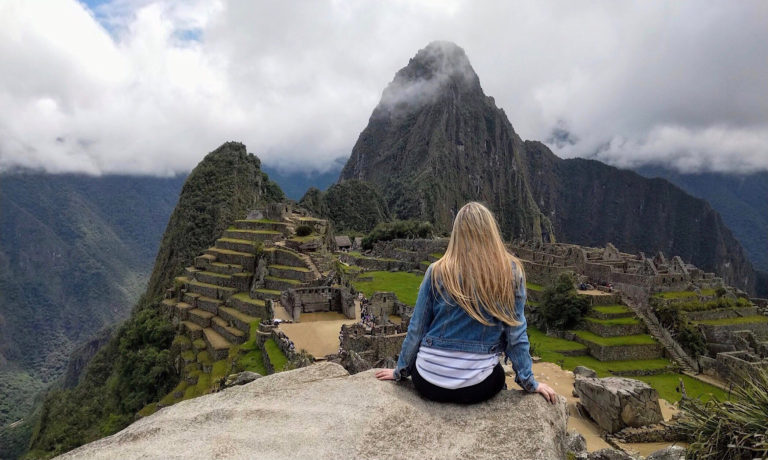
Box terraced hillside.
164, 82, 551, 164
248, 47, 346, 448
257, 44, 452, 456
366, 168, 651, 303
147, 216, 325, 413
527, 290, 727, 402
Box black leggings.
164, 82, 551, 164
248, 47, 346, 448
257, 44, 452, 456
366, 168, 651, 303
411, 362, 506, 404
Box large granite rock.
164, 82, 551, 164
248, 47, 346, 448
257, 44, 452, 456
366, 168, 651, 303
56, 362, 568, 460
574, 377, 662, 433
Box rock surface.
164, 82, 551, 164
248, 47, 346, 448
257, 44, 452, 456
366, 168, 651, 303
56, 362, 568, 460
573, 366, 597, 379
574, 377, 663, 434
645, 445, 686, 460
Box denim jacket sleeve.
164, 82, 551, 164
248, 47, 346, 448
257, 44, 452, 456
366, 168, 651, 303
393, 265, 434, 381
504, 274, 539, 392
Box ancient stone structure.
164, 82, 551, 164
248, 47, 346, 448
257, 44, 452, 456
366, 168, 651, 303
574, 376, 663, 433
159, 204, 332, 403
57, 363, 568, 460
510, 240, 723, 299
280, 286, 355, 322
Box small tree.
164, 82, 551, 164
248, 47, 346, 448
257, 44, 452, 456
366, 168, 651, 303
540, 273, 590, 331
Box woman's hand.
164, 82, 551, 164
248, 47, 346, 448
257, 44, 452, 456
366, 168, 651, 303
535, 382, 557, 404
375, 369, 395, 380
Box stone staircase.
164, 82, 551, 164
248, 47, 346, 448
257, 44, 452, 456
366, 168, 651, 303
623, 296, 699, 373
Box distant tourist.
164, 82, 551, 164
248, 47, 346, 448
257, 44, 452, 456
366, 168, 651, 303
375, 202, 557, 405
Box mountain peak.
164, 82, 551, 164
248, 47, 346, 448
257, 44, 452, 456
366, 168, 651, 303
377, 41, 482, 115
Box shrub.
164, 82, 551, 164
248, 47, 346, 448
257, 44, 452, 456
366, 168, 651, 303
654, 302, 707, 358
678, 367, 768, 459
295, 225, 312, 237
539, 273, 590, 331
361, 220, 433, 250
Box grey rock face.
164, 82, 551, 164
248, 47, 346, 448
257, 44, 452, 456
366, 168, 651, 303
573, 366, 598, 378
646, 445, 686, 460
587, 448, 632, 460
223, 371, 262, 388
565, 430, 587, 456
56, 362, 568, 460
574, 377, 663, 433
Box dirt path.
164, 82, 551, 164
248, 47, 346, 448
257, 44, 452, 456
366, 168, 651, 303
276, 301, 362, 357
515, 362, 683, 454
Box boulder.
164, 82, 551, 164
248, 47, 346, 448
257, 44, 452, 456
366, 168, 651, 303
565, 430, 587, 457
573, 366, 597, 378
646, 446, 686, 460
587, 448, 632, 460
222, 371, 262, 388
56, 363, 568, 460
574, 377, 662, 433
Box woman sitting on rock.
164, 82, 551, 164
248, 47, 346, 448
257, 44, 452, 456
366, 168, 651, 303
375, 202, 557, 405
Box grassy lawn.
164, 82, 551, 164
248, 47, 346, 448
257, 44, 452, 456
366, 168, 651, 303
430, 252, 444, 259
265, 339, 287, 372
527, 327, 726, 402
528, 327, 587, 352
592, 305, 632, 315
636, 373, 728, 403
584, 316, 642, 326
228, 321, 267, 375
654, 291, 698, 300
352, 270, 424, 306
572, 330, 657, 346
526, 282, 544, 291
695, 315, 768, 326
270, 264, 310, 272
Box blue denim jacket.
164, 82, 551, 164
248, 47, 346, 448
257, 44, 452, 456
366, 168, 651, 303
393, 264, 539, 392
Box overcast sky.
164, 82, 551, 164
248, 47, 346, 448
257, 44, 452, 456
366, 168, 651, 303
1, 0, 767, 176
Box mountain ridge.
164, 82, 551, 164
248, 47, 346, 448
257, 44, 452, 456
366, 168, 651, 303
338, 41, 757, 294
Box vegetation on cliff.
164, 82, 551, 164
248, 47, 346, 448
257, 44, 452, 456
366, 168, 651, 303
27, 142, 284, 458
361, 220, 434, 250
299, 180, 390, 233
0, 173, 185, 460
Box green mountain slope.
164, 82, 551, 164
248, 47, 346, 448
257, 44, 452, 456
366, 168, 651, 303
0, 173, 184, 459
634, 166, 768, 273
26, 142, 284, 458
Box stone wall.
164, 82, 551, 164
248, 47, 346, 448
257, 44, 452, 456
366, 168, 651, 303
686, 307, 758, 322
280, 286, 355, 322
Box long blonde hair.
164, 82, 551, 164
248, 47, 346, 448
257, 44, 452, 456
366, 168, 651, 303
431, 202, 525, 326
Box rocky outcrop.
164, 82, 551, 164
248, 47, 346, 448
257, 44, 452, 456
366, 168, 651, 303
338, 41, 554, 243
574, 377, 663, 434
56, 362, 568, 460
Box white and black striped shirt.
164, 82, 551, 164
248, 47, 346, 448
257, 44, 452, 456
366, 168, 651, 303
415, 345, 499, 389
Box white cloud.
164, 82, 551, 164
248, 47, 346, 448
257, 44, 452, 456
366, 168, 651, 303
0, 0, 766, 175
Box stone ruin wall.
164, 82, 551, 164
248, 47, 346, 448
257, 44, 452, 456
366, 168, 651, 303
280, 286, 355, 322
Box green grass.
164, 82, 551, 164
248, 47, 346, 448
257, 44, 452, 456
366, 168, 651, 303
181, 350, 196, 362
159, 381, 187, 406
654, 290, 698, 299
528, 327, 587, 352
231, 292, 266, 305
229, 321, 267, 375
695, 315, 768, 326
636, 373, 728, 403
700, 288, 716, 296
194, 373, 211, 395
290, 234, 318, 243
270, 264, 310, 272
352, 270, 424, 306
266, 276, 302, 285
137, 402, 158, 417
211, 360, 229, 382
265, 339, 288, 372
192, 339, 206, 350
197, 351, 213, 366
172, 335, 192, 349
571, 330, 657, 346
236, 218, 281, 224
527, 327, 726, 402
584, 316, 641, 326
526, 282, 544, 291
592, 305, 632, 315
429, 252, 444, 259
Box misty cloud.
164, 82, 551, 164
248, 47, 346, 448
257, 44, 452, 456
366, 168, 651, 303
0, 0, 766, 175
